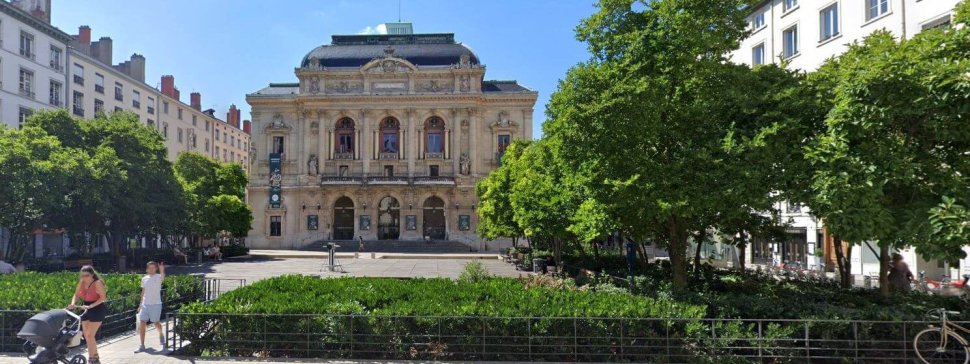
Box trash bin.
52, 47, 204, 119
533, 258, 547, 274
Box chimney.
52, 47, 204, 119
190, 92, 201, 110
161, 75, 176, 99
78, 25, 91, 47
226, 104, 241, 127
91, 37, 113, 65
243, 120, 251, 134
128, 54, 145, 83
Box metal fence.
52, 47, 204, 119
166, 313, 953, 363
0, 277, 244, 353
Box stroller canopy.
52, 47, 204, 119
17, 309, 72, 348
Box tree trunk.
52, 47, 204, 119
833, 237, 852, 288
693, 233, 704, 270
879, 243, 890, 297
737, 232, 747, 271
667, 217, 688, 289
512, 236, 518, 249
553, 238, 562, 273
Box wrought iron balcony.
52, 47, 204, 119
367, 176, 409, 185
19, 88, 34, 99
412, 176, 456, 185
379, 152, 399, 160
94, 84, 103, 93
74, 75, 84, 85
424, 152, 445, 159
72, 106, 84, 117
333, 152, 354, 160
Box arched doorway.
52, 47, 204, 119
423, 196, 446, 240
333, 197, 355, 240
377, 196, 400, 240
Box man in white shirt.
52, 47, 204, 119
0, 253, 16, 274
136, 261, 165, 351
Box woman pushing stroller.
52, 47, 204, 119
68, 266, 107, 364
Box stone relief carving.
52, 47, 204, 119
459, 75, 471, 92
461, 119, 469, 128
305, 56, 321, 70
309, 120, 320, 135
459, 53, 471, 68
326, 81, 363, 94
307, 154, 319, 176
493, 111, 517, 128
417, 80, 452, 93
249, 140, 257, 166
308, 76, 320, 94
267, 113, 290, 130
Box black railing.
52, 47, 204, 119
94, 84, 103, 93
74, 75, 84, 85
166, 313, 945, 362
318, 176, 455, 186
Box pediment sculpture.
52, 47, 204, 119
493, 111, 517, 128
266, 113, 291, 131
326, 81, 363, 94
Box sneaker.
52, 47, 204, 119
159, 335, 166, 349
135, 344, 145, 353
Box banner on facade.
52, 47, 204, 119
269, 153, 282, 208
307, 215, 319, 230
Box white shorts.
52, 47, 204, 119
138, 303, 162, 323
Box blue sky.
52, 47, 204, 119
52, 0, 597, 137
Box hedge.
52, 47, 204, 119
175, 276, 710, 361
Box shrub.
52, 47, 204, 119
219, 244, 249, 258
457, 261, 490, 282
0, 271, 203, 310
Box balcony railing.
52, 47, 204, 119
74, 75, 84, 85
19, 88, 34, 99
49, 98, 61, 107
147, 106, 155, 114
367, 176, 409, 185
114, 93, 123, 102
412, 176, 456, 185
424, 152, 445, 159
333, 152, 354, 160
94, 84, 103, 93
317, 175, 455, 186
50, 63, 62, 73
320, 176, 364, 185
72, 106, 84, 117
379, 152, 399, 160
133, 101, 140, 109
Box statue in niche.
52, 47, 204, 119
459, 53, 471, 68
459, 153, 471, 175
307, 154, 319, 176
459, 75, 470, 92
306, 56, 320, 69
308, 76, 320, 94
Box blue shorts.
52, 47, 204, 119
138, 303, 162, 323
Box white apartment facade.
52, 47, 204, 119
0, 0, 69, 129
730, 0, 964, 278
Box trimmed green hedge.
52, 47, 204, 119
0, 271, 202, 310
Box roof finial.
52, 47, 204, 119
384, 46, 395, 57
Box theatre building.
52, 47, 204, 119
245, 24, 537, 249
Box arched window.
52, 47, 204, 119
335, 118, 355, 157
425, 117, 445, 155
380, 117, 399, 155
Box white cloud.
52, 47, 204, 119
357, 24, 388, 35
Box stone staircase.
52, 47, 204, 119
302, 240, 474, 253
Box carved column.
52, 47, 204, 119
451, 109, 461, 174
469, 108, 479, 176
406, 109, 416, 176
299, 110, 309, 175
316, 110, 326, 173
359, 109, 369, 174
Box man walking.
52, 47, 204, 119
136, 261, 165, 351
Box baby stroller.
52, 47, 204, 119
17, 309, 87, 364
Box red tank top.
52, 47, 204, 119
79, 281, 101, 302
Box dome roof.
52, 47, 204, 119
301, 33, 479, 68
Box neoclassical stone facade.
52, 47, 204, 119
246, 32, 537, 249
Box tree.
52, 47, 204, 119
175, 152, 252, 242
806, 16, 970, 293
476, 141, 528, 246
201, 195, 253, 239
544, 0, 810, 288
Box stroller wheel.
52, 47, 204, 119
22, 341, 36, 355
68, 354, 86, 364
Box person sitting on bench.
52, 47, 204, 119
205, 245, 223, 261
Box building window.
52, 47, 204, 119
787, 202, 802, 213
114, 82, 123, 102
429, 165, 439, 177
114, 106, 122, 113
922, 15, 952, 31
147, 119, 154, 128
146, 97, 155, 114
177, 128, 183, 143
752, 11, 766, 30
205, 139, 209, 152
162, 123, 169, 139
335, 118, 355, 155
223, 131, 227, 141
230, 151, 234, 162
72, 91, 84, 117
18, 107, 32, 128
215, 146, 220, 156
820, 4, 840, 41
223, 150, 227, 161
163, 101, 169, 114
425, 117, 445, 154
215, 130, 220, 140
498, 134, 511, 154
782, 25, 799, 59
383, 165, 394, 177
19, 31, 34, 59
178, 108, 183, 120
132, 90, 141, 108
205, 121, 209, 131
782, 0, 798, 13
270, 216, 282, 236
866, 0, 890, 21
49, 46, 62, 71
338, 165, 349, 176
752, 43, 765, 65
18, 68, 33, 98
380, 117, 400, 154
272, 136, 285, 154
94, 73, 104, 93
73, 63, 84, 85
230, 136, 235, 146
49, 80, 61, 106
192, 115, 197, 126
94, 99, 104, 116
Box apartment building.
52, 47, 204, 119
0, 0, 69, 128
730, 0, 964, 278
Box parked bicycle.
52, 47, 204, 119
914, 308, 970, 363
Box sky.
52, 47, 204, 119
52, 0, 598, 138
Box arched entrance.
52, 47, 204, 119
377, 196, 400, 240
423, 196, 446, 240
333, 197, 355, 240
